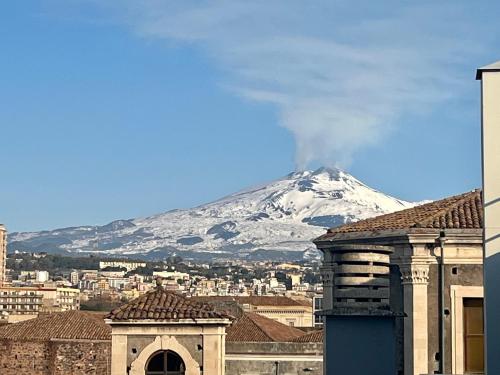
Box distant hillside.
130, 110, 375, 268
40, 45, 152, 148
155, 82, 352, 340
9, 167, 416, 261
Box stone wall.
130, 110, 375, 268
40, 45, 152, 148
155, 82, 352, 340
226, 342, 323, 375
390, 264, 405, 375
427, 263, 483, 374
0, 340, 50, 374
51, 340, 111, 374
426, 263, 440, 374
0, 339, 111, 375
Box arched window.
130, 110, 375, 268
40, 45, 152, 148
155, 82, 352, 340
146, 350, 186, 375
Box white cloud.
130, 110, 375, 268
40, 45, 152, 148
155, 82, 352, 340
82, 0, 484, 169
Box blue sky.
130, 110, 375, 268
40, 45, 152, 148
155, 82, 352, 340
1, 1, 498, 232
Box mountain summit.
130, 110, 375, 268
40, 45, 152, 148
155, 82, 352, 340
9, 168, 416, 261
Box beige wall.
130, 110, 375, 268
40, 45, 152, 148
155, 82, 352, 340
480, 65, 500, 375
481, 71, 500, 259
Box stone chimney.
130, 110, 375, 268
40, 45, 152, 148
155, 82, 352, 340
477, 61, 500, 375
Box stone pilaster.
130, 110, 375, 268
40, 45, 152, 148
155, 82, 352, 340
203, 327, 225, 375
320, 249, 335, 310
320, 263, 334, 310
400, 263, 430, 375
110, 334, 127, 375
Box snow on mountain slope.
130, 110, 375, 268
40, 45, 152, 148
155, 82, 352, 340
8, 167, 417, 260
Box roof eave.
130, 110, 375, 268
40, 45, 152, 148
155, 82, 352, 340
476, 61, 500, 80
314, 229, 415, 245
477, 69, 500, 80
314, 227, 483, 247
106, 318, 232, 326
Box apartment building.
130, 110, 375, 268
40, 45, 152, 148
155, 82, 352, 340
39, 287, 80, 312
0, 225, 6, 287
99, 260, 146, 272
0, 287, 43, 322
312, 294, 324, 328
194, 295, 314, 327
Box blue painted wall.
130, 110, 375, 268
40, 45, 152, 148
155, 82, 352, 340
324, 315, 397, 375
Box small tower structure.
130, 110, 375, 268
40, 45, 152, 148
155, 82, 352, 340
106, 285, 232, 375
317, 238, 400, 375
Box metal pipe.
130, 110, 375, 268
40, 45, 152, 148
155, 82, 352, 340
438, 232, 447, 374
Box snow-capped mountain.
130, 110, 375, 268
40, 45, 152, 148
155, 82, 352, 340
8, 167, 417, 261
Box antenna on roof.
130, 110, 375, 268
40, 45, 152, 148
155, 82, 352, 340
155, 277, 164, 291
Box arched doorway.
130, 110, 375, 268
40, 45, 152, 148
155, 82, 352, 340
146, 350, 186, 375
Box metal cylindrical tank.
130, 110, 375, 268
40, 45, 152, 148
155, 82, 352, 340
331, 244, 393, 310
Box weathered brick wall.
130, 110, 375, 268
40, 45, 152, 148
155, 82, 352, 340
51, 340, 111, 375
0, 340, 51, 374
0, 339, 111, 375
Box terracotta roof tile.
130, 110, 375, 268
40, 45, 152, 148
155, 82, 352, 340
292, 329, 323, 343
226, 312, 305, 342
192, 295, 308, 307
107, 289, 232, 321
316, 190, 482, 240
0, 311, 110, 341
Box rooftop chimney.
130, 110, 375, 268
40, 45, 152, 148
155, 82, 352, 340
477, 61, 500, 375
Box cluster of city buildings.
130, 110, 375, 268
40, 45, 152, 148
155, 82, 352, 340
150, 265, 321, 298
0, 60, 497, 375
0, 227, 81, 323
1, 246, 325, 326
0, 223, 327, 374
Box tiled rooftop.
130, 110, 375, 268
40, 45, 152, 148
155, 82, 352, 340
226, 312, 305, 342
316, 189, 482, 240
107, 289, 233, 321
192, 295, 310, 307
292, 329, 323, 343
0, 311, 110, 341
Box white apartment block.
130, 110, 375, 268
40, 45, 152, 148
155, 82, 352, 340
99, 261, 146, 272
0, 287, 43, 322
